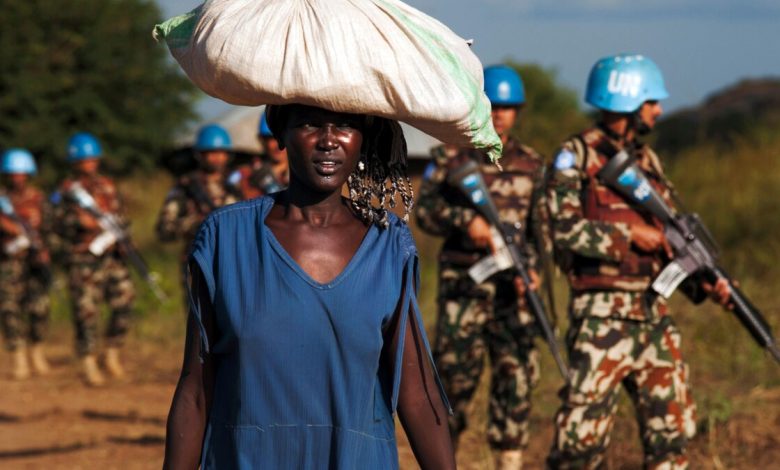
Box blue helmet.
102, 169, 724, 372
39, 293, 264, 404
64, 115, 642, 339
258, 113, 273, 137
195, 124, 232, 152
483, 65, 525, 106
67, 132, 103, 161
1, 148, 37, 175
585, 53, 669, 113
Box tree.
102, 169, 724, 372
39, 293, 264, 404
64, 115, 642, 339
0, 0, 199, 182
505, 61, 589, 157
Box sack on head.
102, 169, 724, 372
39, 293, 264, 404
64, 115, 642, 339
154, 0, 502, 162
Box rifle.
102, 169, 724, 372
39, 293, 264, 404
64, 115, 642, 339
0, 195, 52, 286
183, 177, 217, 213
66, 183, 168, 303
598, 150, 780, 364
448, 160, 569, 380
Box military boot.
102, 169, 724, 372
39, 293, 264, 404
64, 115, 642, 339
495, 450, 523, 470
29, 344, 50, 375
11, 346, 31, 380
82, 354, 105, 386
104, 347, 125, 379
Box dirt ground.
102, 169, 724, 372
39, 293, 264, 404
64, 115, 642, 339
1, 327, 779, 470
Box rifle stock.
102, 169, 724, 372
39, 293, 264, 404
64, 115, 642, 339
598, 151, 780, 365
448, 160, 569, 380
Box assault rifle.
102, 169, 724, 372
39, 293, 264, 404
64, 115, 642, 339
66, 183, 168, 303
184, 177, 217, 213
448, 160, 569, 379
0, 195, 52, 286
598, 150, 780, 364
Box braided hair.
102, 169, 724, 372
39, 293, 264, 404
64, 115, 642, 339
266, 105, 414, 228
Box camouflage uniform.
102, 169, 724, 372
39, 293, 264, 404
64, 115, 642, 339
415, 138, 547, 451
156, 170, 240, 296
0, 186, 51, 351
227, 158, 284, 201
53, 176, 136, 356
546, 126, 705, 469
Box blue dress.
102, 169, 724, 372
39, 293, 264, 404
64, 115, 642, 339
188, 195, 449, 469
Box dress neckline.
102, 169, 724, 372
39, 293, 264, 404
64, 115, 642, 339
260, 195, 376, 290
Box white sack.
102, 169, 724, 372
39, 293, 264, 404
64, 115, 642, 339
155, 0, 501, 161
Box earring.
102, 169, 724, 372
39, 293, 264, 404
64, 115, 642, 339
358, 161, 365, 171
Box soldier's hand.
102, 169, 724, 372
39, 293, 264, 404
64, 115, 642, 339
0, 215, 23, 236
514, 269, 540, 297
36, 250, 51, 266
467, 215, 494, 251
77, 208, 101, 230
702, 277, 734, 310
630, 224, 672, 257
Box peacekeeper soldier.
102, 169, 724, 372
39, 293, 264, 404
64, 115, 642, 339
156, 124, 241, 290
0, 149, 52, 379
53, 133, 137, 386
546, 54, 731, 469
227, 113, 285, 200
415, 65, 546, 470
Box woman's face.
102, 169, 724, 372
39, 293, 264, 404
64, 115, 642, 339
282, 106, 364, 194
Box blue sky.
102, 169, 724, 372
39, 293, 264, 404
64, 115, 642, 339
157, 0, 780, 120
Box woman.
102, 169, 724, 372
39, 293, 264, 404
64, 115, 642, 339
164, 104, 456, 469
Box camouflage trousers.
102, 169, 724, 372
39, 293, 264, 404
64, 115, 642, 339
433, 266, 539, 451
0, 258, 50, 351
67, 253, 135, 356
548, 292, 696, 470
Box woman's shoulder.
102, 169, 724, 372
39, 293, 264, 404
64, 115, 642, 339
379, 211, 417, 260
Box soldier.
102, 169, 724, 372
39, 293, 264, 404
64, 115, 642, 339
227, 113, 285, 200
0, 149, 52, 379
53, 132, 137, 386
415, 65, 546, 470
259, 111, 289, 187
156, 124, 240, 291
545, 54, 731, 469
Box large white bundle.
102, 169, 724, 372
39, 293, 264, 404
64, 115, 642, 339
155, 0, 501, 161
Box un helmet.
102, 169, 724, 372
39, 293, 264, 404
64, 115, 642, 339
1, 148, 37, 175
483, 65, 525, 106
195, 124, 232, 152
67, 132, 103, 161
585, 53, 669, 113
258, 113, 273, 138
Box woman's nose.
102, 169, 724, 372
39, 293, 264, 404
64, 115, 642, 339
317, 125, 339, 150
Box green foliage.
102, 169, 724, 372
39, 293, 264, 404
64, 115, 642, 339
0, 0, 199, 183
505, 61, 590, 156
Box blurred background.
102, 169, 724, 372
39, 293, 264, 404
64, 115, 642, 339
0, 1, 778, 468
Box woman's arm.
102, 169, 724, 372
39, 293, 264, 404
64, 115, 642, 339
390, 278, 456, 470
163, 266, 216, 469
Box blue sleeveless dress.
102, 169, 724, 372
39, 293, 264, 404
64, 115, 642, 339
188, 195, 449, 469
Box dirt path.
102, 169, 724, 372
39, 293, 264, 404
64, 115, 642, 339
2, 331, 779, 469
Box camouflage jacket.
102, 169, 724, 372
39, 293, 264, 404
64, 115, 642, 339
155, 170, 240, 253
415, 137, 547, 270
547, 125, 678, 293
227, 159, 284, 201
52, 174, 129, 257
0, 185, 51, 263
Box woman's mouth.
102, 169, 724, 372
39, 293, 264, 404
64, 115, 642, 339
313, 159, 342, 176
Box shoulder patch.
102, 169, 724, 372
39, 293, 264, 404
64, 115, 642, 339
227, 170, 242, 186
422, 161, 436, 181
554, 149, 577, 170
49, 191, 63, 205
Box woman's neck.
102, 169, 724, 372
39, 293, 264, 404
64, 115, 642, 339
280, 182, 348, 227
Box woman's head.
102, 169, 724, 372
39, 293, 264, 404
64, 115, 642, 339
267, 104, 413, 227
